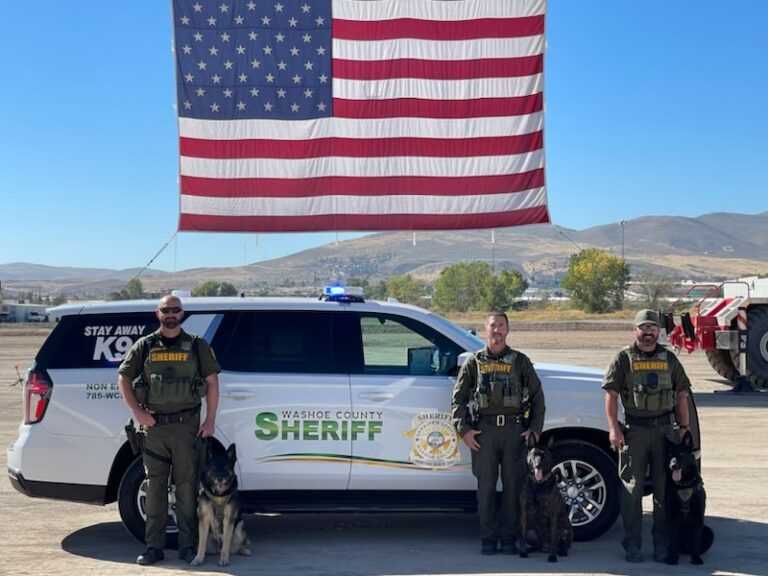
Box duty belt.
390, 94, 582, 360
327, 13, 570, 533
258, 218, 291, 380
154, 406, 200, 425
478, 414, 521, 427
624, 412, 673, 428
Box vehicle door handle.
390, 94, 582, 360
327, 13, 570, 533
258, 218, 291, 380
222, 390, 255, 399
357, 392, 394, 402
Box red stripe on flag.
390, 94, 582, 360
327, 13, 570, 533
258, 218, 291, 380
179, 205, 550, 232
180, 132, 542, 159
332, 93, 542, 119
333, 16, 545, 41
333, 55, 543, 80
181, 169, 545, 198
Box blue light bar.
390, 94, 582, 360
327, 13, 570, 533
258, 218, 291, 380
322, 284, 364, 301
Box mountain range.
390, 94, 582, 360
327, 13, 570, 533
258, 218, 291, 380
2, 211, 766, 298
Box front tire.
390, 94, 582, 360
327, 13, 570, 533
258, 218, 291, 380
117, 457, 179, 549
550, 440, 620, 542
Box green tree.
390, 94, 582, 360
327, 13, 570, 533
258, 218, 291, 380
368, 280, 388, 300
433, 261, 493, 313
385, 274, 426, 305
124, 278, 145, 300
632, 270, 675, 309
483, 269, 529, 311
192, 281, 239, 296
562, 248, 630, 313
105, 278, 145, 301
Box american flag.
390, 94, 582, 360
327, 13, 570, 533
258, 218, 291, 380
173, 0, 549, 232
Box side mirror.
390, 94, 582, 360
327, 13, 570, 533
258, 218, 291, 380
457, 351, 473, 368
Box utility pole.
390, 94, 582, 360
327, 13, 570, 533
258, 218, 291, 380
620, 220, 626, 260
491, 229, 496, 272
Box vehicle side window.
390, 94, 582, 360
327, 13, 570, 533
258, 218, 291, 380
211, 310, 337, 373
357, 314, 462, 376
35, 313, 158, 369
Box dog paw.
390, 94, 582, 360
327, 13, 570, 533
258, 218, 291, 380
691, 556, 703, 565
239, 548, 252, 556
218, 557, 230, 567
548, 554, 558, 563
190, 556, 205, 567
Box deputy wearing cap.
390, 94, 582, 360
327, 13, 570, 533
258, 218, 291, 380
602, 309, 692, 564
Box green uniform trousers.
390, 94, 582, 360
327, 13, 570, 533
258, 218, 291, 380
142, 415, 199, 551
471, 418, 526, 541
619, 424, 673, 555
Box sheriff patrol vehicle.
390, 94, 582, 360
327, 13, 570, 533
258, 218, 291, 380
8, 289, 647, 546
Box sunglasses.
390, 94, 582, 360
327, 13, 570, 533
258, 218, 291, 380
159, 306, 182, 314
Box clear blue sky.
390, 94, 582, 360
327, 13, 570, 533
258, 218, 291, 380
1, 1, 766, 271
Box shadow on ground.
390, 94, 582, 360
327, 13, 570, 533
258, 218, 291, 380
61, 512, 768, 576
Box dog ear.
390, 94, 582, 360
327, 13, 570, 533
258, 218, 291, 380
526, 432, 538, 448
683, 430, 694, 447
692, 449, 702, 461
227, 443, 237, 463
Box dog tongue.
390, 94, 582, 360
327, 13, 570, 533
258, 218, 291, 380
535, 469, 543, 481
672, 469, 682, 482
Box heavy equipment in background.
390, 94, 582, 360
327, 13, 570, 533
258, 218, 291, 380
666, 276, 768, 391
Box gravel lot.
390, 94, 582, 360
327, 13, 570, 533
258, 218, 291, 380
1, 323, 766, 576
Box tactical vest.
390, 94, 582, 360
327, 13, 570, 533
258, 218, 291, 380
622, 346, 675, 413
132, 332, 208, 413
474, 348, 527, 412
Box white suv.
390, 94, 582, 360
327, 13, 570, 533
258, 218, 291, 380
8, 294, 629, 545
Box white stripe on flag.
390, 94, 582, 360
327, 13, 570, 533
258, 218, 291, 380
333, 36, 545, 61
333, 74, 543, 101
181, 187, 547, 217
179, 113, 544, 141
180, 150, 545, 179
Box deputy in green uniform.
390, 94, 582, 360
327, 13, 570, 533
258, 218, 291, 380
603, 309, 691, 564
452, 312, 545, 555
117, 294, 220, 566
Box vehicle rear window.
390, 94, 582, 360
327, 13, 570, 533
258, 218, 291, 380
211, 310, 338, 373
35, 313, 158, 369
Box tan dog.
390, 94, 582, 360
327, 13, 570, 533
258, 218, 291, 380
190, 443, 251, 566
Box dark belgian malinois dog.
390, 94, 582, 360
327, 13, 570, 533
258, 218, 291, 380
519, 434, 573, 562
190, 443, 251, 566
665, 431, 714, 565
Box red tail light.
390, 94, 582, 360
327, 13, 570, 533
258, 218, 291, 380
24, 370, 52, 424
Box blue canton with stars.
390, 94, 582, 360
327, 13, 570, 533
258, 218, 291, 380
174, 0, 332, 120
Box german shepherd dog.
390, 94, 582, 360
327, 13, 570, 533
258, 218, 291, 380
519, 434, 573, 562
190, 443, 251, 566
665, 431, 714, 565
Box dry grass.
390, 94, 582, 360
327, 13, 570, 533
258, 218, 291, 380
445, 306, 636, 326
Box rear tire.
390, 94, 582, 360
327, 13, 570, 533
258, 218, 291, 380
705, 349, 740, 383
550, 440, 620, 542
746, 306, 768, 389
117, 457, 179, 550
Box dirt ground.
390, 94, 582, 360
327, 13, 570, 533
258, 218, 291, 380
1, 323, 766, 576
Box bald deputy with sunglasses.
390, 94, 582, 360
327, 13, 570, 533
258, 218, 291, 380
117, 294, 220, 566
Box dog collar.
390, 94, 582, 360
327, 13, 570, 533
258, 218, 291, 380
677, 487, 694, 502
212, 494, 230, 506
